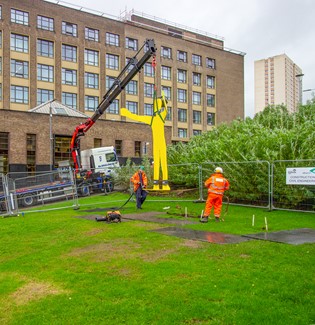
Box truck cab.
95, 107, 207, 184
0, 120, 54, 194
80, 146, 120, 175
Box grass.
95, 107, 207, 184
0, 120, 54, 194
1, 192, 314, 324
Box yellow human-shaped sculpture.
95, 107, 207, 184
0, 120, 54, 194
120, 91, 170, 191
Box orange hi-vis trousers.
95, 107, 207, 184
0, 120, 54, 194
204, 192, 224, 218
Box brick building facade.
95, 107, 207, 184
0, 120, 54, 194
0, 0, 245, 174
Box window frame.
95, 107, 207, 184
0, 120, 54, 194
11, 8, 29, 25
11, 59, 29, 78
85, 27, 99, 42
62, 21, 77, 37
37, 64, 54, 82
106, 32, 120, 46
37, 15, 54, 31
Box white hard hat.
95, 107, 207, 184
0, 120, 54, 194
215, 167, 223, 173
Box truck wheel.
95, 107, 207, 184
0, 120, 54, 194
78, 183, 90, 197
20, 194, 37, 207
105, 181, 114, 193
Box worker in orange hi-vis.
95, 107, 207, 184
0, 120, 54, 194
200, 167, 230, 223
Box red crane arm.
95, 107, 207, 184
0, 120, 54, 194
70, 39, 156, 172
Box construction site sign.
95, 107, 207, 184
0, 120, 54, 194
286, 167, 315, 185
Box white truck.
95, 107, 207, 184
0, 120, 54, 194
80, 146, 120, 176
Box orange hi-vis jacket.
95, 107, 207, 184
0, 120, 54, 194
131, 170, 148, 192
205, 173, 229, 195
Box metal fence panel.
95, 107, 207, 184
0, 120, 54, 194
272, 159, 315, 212
0, 174, 19, 216
201, 161, 271, 208
13, 169, 78, 211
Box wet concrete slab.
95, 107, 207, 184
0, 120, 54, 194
151, 227, 251, 244
243, 228, 315, 245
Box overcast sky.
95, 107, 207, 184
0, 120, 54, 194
54, 0, 315, 117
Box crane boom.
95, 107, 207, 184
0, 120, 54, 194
70, 39, 156, 172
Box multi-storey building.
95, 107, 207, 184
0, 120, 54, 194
0, 0, 245, 174
254, 53, 303, 114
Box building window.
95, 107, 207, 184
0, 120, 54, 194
162, 86, 171, 101
206, 57, 216, 69
193, 72, 201, 86
10, 85, 28, 104
37, 64, 54, 82
144, 83, 154, 98
62, 68, 77, 86
0, 84, 2, 101
62, 21, 77, 37
207, 112, 215, 126
177, 69, 187, 83
161, 66, 171, 80
62, 92, 77, 109
192, 54, 202, 66
54, 136, 71, 166
11, 34, 29, 53
207, 75, 215, 89
85, 72, 99, 89
126, 37, 138, 51
166, 107, 172, 121
126, 101, 138, 114
85, 95, 99, 111
144, 63, 154, 77
207, 94, 215, 107
177, 50, 187, 62
125, 58, 134, 73
94, 138, 102, 148
115, 140, 122, 156
106, 76, 116, 90
106, 32, 119, 46
84, 49, 99, 66
135, 141, 141, 157
106, 54, 119, 70
37, 89, 54, 105
11, 60, 29, 78
126, 80, 138, 95
37, 15, 54, 31
193, 110, 201, 124
0, 6, 2, 20
178, 128, 187, 138
37, 39, 54, 58
0, 31, 2, 48
0, 132, 9, 174
192, 91, 201, 105
62, 44, 77, 62
26, 134, 36, 174
144, 103, 153, 116
11, 9, 29, 25
178, 108, 187, 122
85, 27, 99, 42
108, 99, 119, 114
177, 89, 187, 103
161, 46, 172, 59
193, 130, 202, 136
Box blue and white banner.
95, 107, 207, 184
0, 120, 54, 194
286, 167, 315, 185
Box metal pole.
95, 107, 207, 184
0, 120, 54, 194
49, 103, 53, 171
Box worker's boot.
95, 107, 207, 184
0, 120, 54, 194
200, 216, 208, 223
215, 217, 220, 223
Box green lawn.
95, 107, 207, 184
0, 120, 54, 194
1, 193, 314, 324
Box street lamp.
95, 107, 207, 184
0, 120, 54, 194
295, 74, 304, 105
303, 88, 315, 104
